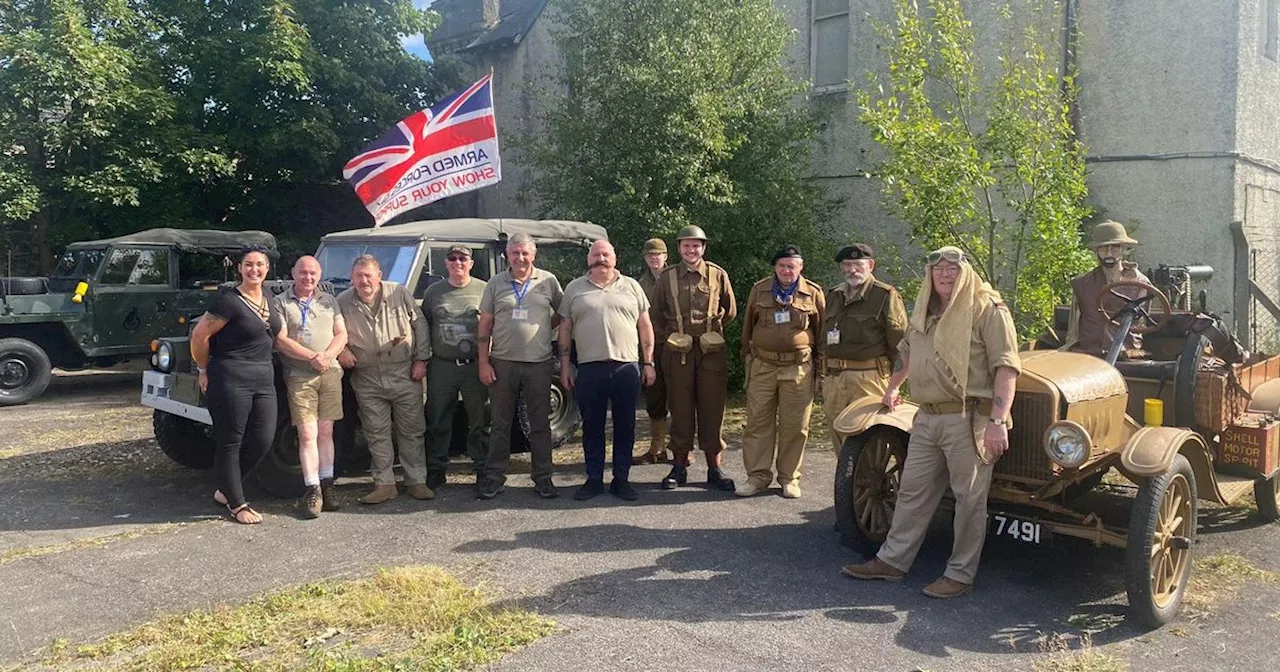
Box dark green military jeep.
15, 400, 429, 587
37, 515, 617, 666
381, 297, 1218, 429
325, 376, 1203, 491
0, 228, 273, 405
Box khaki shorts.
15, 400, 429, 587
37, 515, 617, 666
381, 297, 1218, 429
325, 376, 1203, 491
284, 369, 344, 424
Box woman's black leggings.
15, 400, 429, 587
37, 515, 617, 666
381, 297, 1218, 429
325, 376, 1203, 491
207, 360, 277, 509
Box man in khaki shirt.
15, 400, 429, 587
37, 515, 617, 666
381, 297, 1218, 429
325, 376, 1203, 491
842, 246, 1021, 599
737, 245, 825, 499
822, 243, 908, 449
336, 255, 432, 504
650, 225, 737, 492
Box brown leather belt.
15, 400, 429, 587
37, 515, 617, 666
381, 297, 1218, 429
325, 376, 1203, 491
917, 398, 993, 416
825, 356, 887, 373
753, 348, 811, 364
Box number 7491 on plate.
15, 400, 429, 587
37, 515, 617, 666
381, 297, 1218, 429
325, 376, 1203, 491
990, 513, 1052, 546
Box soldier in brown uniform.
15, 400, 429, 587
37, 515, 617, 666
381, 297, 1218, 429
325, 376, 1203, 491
635, 238, 675, 465
736, 245, 825, 499
842, 246, 1021, 599
650, 225, 738, 492
822, 243, 908, 450
1061, 221, 1151, 358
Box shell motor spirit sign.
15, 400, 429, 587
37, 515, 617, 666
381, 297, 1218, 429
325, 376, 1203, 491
1219, 412, 1279, 475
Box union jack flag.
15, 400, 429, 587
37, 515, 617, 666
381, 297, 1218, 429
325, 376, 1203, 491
343, 74, 502, 226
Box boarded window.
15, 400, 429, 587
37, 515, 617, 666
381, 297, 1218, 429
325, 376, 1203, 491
813, 0, 850, 88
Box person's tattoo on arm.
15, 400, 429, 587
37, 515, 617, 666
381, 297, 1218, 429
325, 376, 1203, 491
993, 395, 1006, 412
893, 357, 904, 373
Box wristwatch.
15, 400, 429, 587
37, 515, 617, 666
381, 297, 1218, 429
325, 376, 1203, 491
643, 362, 655, 367
988, 417, 1007, 426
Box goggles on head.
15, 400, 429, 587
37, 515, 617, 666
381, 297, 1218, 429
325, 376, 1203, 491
926, 248, 968, 266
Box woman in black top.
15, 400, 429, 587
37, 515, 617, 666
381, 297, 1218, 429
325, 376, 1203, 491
190, 246, 282, 524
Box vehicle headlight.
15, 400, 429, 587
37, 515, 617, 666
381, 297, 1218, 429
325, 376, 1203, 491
156, 341, 174, 373
1043, 420, 1091, 469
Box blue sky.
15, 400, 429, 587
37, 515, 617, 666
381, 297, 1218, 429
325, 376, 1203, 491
402, 0, 434, 61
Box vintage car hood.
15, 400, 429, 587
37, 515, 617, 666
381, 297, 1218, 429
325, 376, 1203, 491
1017, 350, 1126, 403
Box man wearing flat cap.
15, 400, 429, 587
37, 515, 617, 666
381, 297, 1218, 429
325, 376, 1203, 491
736, 245, 825, 498
635, 238, 677, 465
423, 243, 490, 491
821, 243, 908, 450
1061, 221, 1151, 358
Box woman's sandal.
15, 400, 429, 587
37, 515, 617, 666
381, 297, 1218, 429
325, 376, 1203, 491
226, 503, 263, 525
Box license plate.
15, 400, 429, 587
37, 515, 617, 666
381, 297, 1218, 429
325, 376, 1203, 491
989, 513, 1052, 546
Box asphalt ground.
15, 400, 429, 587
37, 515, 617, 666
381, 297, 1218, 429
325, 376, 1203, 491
1, 370, 1279, 671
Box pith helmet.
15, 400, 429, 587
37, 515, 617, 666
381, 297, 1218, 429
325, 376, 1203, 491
675, 225, 708, 242
1090, 221, 1138, 249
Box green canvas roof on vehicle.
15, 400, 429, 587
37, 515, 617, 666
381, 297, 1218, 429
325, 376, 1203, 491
66, 228, 277, 253
320, 219, 607, 246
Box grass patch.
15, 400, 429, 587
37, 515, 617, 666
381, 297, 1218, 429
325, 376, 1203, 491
1033, 633, 1127, 672
1184, 551, 1279, 612
31, 566, 552, 672
0, 523, 204, 566
0, 448, 21, 460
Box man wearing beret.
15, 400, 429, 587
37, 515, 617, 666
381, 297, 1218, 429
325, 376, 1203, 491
635, 238, 676, 465
736, 245, 825, 498
822, 244, 908, 450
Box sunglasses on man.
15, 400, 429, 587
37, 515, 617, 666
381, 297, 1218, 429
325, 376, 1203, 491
446, 255, 470, 262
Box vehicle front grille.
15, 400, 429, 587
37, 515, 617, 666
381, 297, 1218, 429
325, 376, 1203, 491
997, 392, 1057, 480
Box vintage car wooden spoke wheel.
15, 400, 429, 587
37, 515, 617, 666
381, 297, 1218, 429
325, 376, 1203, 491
835, 427, 908, 555
1125, 453, 1198, 629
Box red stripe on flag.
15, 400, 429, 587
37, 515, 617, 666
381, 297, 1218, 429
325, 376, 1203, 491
354, 116, 498, 204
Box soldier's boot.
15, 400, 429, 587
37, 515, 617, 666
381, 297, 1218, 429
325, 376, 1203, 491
706, 467, 736, 492
359, 484, 399, 505
841, 558, 905, 582
922, 576, 973, 599
635, 418, 669, 464
320, 478, 341, 512
405, 483, 436, 500
661, 464, 688, 490
301, 485, 322, 519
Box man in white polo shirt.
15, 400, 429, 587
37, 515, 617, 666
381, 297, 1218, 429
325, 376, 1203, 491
558, 240, 656, 501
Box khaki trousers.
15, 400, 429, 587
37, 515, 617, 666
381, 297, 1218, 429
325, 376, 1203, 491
662, 343, 727, 461
822, 369, 890, 450
876, 410, 994, 584
742, 357, 814, 486
351, 365, 428, 487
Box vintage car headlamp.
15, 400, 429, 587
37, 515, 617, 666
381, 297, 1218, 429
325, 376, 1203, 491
156, 341, 175, 373
1043, 420, 1091, 469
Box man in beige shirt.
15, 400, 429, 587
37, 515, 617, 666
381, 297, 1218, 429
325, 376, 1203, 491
273, 256, 347, 517
842, 246, 1021, 599
337, 255, 432, 504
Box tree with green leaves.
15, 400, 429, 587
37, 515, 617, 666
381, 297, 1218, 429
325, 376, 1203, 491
0, 0, 458, 274
858, 0, 1092, 336
529, 0, 835, 382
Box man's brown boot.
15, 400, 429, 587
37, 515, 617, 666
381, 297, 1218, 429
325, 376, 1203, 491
320, 478, 341, 512
635, 418, 669, 464
302, 485, 322, 519
923, 576, 973, 599
405, 483, 436, 500
841, 558, 906, 582
358, 484, 398, 505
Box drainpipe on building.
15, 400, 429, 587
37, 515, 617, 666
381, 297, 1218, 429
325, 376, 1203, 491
1060, 0, 1080, 139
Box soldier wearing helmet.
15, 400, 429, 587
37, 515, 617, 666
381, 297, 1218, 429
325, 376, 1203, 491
649, 225, 738, 492
1061, 221, 1151, 358
635, 237, 681, 465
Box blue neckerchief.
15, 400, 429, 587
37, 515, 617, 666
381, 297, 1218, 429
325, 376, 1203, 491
298, 296, 313, 332
772, 278, 799, 304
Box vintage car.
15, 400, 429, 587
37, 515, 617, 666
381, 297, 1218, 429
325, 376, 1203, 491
140, 218, 605, 497
0, 228, 274, 405
832, 276, 1280, 629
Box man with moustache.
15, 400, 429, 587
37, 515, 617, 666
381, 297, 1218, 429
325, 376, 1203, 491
650, 225, 738, 492
422, 244, 490, 491
821, 244, 908, 449
336, 255, 433, 504
635, 238, 676, 465
736, 245, 825, 499
273, 256, 349, 517
1061, 221, 1151, 358
558, 240, 657, 501
477, 232, 565, 500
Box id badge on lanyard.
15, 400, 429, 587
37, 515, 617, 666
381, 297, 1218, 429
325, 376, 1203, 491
511, 278, 532, 321
774, 310, 791, 325
827, 328, 840, 345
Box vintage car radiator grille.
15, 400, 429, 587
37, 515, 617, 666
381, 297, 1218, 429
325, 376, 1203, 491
996, 392, 1057, 480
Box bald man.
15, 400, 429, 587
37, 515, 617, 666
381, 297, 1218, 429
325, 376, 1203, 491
558, 240, 656, 501
273, 256, 349, 517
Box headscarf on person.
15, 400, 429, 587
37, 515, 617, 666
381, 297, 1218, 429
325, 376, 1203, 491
909, 246, 1003, 397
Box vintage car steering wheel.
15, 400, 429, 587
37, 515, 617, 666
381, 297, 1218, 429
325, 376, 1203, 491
1096, 280, 1172, 335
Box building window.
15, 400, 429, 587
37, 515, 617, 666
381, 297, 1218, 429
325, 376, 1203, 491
812, 0, 850, 90
1266, 0, 1279, 61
